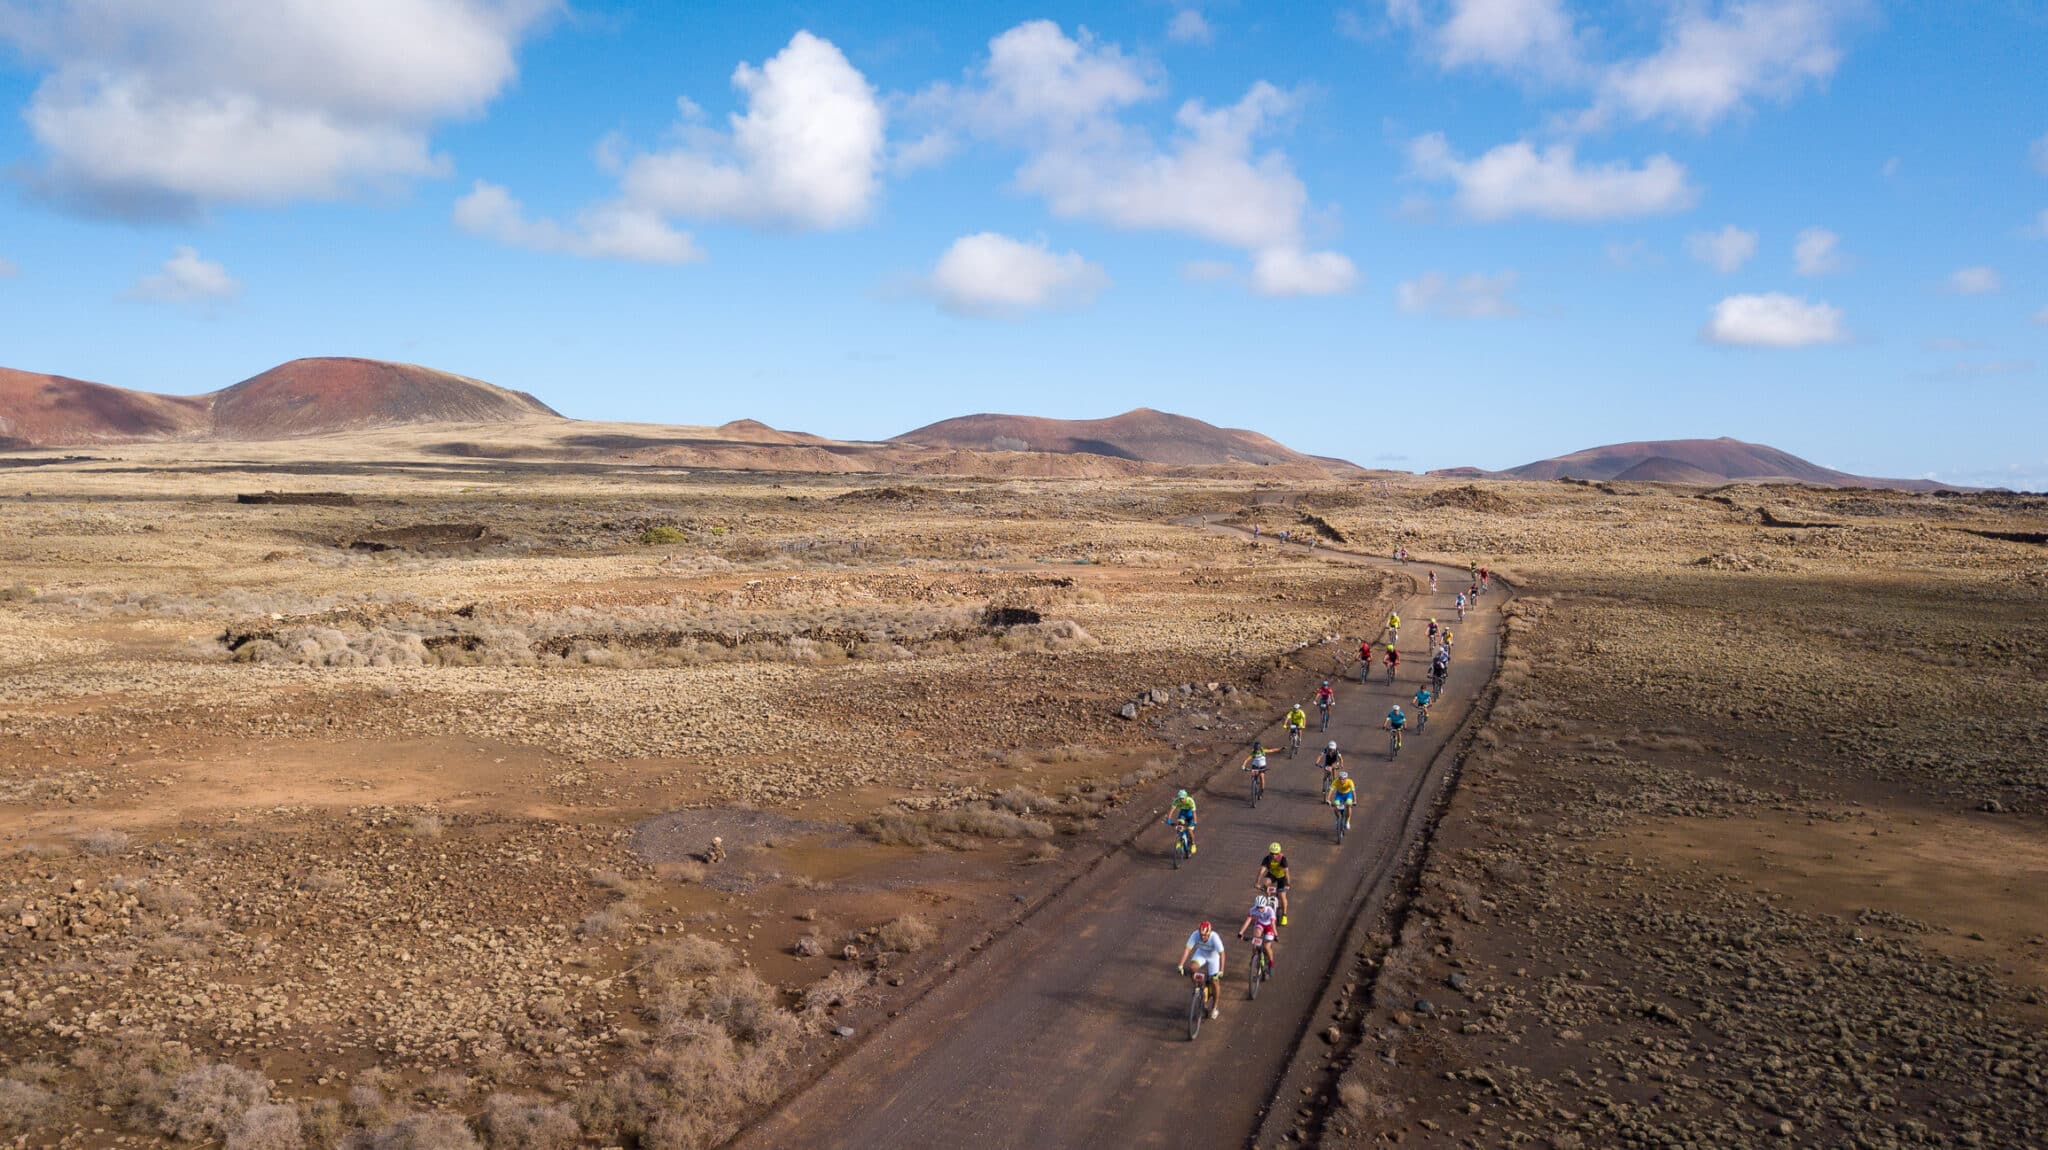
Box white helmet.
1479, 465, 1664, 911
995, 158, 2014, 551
1326, 740, 1338, 751
1254, 895, 1270, 909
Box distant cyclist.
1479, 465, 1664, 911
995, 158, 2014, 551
1454, 592, 1467, 620
1167, 790, 1198, 855
1430, 649, 1449, 695
1239, 895, 1280, 973
1256, 844, 1291, 925
1314, 681, 1335, 729
1178, 922, 1226, 1020
1283, 703, 1308, 753
1386, 611, 1401, 643
1428, 571, 1438, 594
1317, 740, 1344, 798
1426, 618, 1439, 649
1383, 644, 1400, 682
1413, 685, 1433, 728
1357, 639, 1373, 683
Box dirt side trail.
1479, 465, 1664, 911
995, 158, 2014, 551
731, 528, 1507, 1150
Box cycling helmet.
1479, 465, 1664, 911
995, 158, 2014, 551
1326, 740, 1338, 750
1321, 680, 1330, 687
1338, 771, 1349, 780
1254, 895, 1270, 909
1176, 789, 1188, 800
1391, 704, 1404, 712
1294, 702, 1303, 709
1269, 842, 1282, 854
1198, 921, 1212, 931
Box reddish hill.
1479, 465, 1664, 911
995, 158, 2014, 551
210, 358, 559, 439
0, 368, 209, 448
1433, 437, 1949, 492
1608, 456, 1730, 485
894, 408, 1351, 470
0, 358, 561, 446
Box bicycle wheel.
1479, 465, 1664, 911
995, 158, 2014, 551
1188, 983, 1204, 1039
1250, 774, 1262, 807
1248, 949, 1267, 1000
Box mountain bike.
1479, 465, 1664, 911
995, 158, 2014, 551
1184, 968, 1216, 1039
1317, 702, 1331, 732
1287, 727, 1302, 758
1244, 766, 1265, 807
1169, 819, 1195, 868
1416, 705, 1430, 734
1244, 936, 1272, 1000
1387, 726, 1404, 760
1385, 661, 1398, 685
1332, 799, 1352, 844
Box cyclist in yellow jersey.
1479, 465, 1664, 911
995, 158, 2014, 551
1255, 843, 1291, 925
1284, 704, 1308, 733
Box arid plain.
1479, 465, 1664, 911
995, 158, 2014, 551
2, 440, 2043, 1149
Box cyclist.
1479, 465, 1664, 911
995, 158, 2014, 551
1283, 703, 1308, 752
1454, 592, 1467, 620
1413, 684, 1433, 729
1241, 743, 1279, 797
1479, 567, 1490, 593
1167, 789, 1198, 855
1429, 648, 1449, 695
1439, 628, 1454, 660
1178, 921, 1226, 1020
1256, 843, 1291, 925
1383, 644, 1400, 682
1251, 525, 1260, 541
1384, 704, 1407, 754
1238, 895, 1280, 974
1386, 611, 1401, 643
1357, 639, 1373, 683
1426, 618, 1439, 649
1314, 681, 1335, 729
1317, 740, 1344, 798
1329, 770, 1358, 833
1428, 571, 1438, 594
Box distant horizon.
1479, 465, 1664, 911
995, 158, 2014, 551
0, 352, 1969, 483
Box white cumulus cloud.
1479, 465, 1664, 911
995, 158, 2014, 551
923, 21, 1355, 296
1946, 266, 2001, 295
1793, 226, 1842, 276
617, 31, 884, 230
129, 245, 240, 303
1590, 0, 1848, 130
1686, 225, 1758, 273
459, 30, 882, 262
926, 232, 1107, 317
1419, 0, 1582, 78
1251, 248, 1359, 297
1703, 292, 1845, 347
1408, 134, 1696, 221
1396, 270, 1520, 317
453, 181, 699, 264
2, 0, 555, 216
1167, 9, 1214, 44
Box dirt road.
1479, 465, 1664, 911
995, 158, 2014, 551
733, 533, 1504, 1150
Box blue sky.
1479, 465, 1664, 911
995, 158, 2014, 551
0, 1, 2042, 484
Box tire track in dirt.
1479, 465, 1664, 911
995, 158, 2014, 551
727, 521, 1509, 1150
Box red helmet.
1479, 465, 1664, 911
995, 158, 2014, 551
1197, 921, 1213, 931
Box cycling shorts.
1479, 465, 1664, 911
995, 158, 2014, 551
1191, 955, 1222, 978
1332, 791, 1356, 806
1252, 923, 1277, 941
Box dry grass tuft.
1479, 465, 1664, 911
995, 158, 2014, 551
875, 914, 936, 953
0, 1079, 59, 1131
479, 1094, 579, 1150
158, 1062, 272, 1141
345, 1111, 480, 1150
655, 859, 708, 884
642, 935, 738, 980
860, 802, 1055, 848
227, 1102, 305, 1150
402, 814, 443, 839
79, 827, 132, 855
577, 901, 642, 938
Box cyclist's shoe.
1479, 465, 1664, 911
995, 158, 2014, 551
1189, 843, 1197, 855
1280, 915, 1288, 926
1209, 1008, 1220, 1020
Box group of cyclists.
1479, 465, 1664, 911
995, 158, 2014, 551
1172, 553, 1486, 1028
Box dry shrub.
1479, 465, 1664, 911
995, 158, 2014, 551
71, 1033, 193, 1117
693, 972, 789, 1045
344, 1112, 480, 1150
159, 1062, 271, 1141
577, 902, 642, 938
655, 860, 707, 884
875, 915, 936, 953
643, 936, 737, 982
419, 1072, 471, 1105
403, 814, 443, 839
0, 1079, 58, 1130
1024, 841, 1063, 864
799, 968, 872, 1015
860, 803, 1054, 848
299, 1099, 346, 1149
228, 1102, 305, 1150
479, 1094, 578, 1150
303, 868, 346, 891
140, 882, 199, 915
587, 869, 641, 896
80, 827, 132, 855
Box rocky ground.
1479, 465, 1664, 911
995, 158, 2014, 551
1304, 482, 2048, 1148
0, 465, 1388, 1149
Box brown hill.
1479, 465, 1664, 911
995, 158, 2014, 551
210, 358, 559, 439
894, 408, 1351, 470
1608, 456, 1729, 485
0, 358, 561, 446
1433, 437, 1949, 492
0, 368, 209, 448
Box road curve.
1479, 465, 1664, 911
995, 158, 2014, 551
730, 526, 1506, 1150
